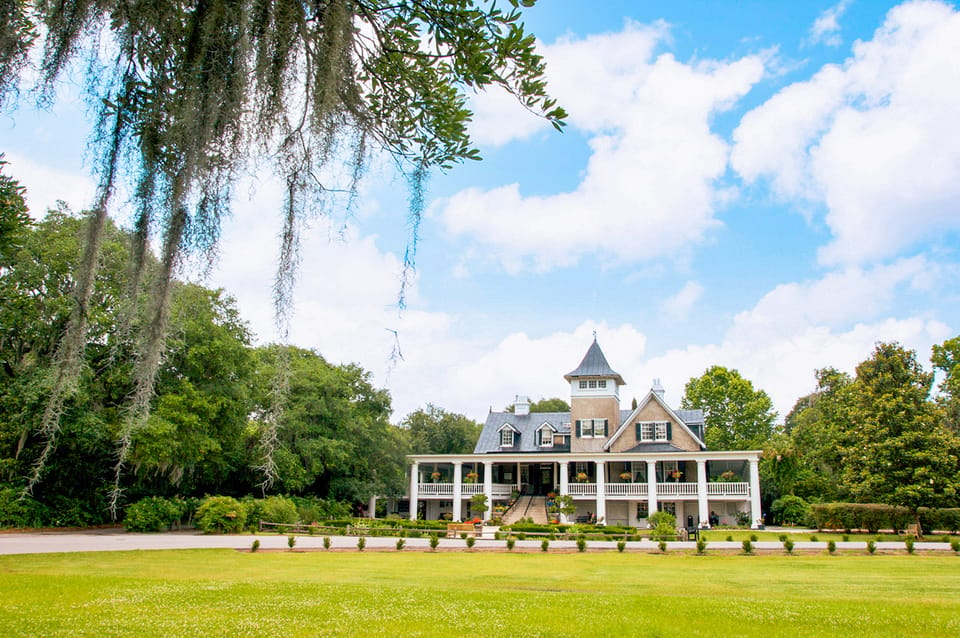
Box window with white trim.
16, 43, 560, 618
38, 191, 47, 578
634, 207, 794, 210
538, 426, 553, 447
579, 418, 607, 438
637, 421, 669, 442
579, 380, 588, 389
500, 429, 514, 447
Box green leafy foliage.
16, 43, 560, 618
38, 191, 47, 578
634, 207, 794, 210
195, 496, 247, 534
682, 365, 777, 450
402, 404, 480, 454
771, 495, 810, 526
122, 497, 186, 533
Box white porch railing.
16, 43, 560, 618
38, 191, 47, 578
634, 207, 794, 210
707, 482, 749, 496
657, 482, 698, 496
567, 483, 596, 496
604, 483, 648, 497
417, 483, 516, 498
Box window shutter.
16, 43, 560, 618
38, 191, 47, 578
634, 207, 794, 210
635, 423, 641, 441
602, 419, 608, 436
666, 422, 672, 440
575, 420, 581, 437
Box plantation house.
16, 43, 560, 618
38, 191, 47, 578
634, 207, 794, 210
407, 339, 763, 528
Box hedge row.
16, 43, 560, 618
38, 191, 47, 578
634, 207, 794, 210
810, 503, 960, 533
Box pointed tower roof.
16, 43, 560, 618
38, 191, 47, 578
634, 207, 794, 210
564, 338, 626, 385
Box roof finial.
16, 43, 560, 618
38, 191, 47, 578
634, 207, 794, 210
592, 329, 597, 341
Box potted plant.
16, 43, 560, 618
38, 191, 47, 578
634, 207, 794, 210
464, 471, 479, 483
430, 471, 442, 482
575, 472, 589, 483
669, 470, 683, 482
619, 471, 632, 481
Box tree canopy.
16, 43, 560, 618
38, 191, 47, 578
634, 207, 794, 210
681, 365, 777, 450
402, 404, 481, 454
0, 1, 565, 503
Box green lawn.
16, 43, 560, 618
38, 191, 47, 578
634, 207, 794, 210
2, 550, 958, 637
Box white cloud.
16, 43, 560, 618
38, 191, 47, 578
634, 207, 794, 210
734, 0, 960, 265
4, 153, 96, 216
809, 0, 852, 47
662, 280, 704, 319
439, 23, 766, 273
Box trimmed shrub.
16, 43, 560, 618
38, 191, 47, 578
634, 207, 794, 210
465, 536, 476, 549
827, 540, 836, 554
950, 538, 959, 554
742, 539, 753, 554
905, 537, 915, 554
778, 534, 788, 542
576, 537, 587, 552
749, 534, 758, 542
251, 539, 260, 552
506, 536, 516, 551
810, 502, 913, 533
696, 538, 707, 555
770, 495, 810, 526
617, 539, 626, 553
783, 539, 794, 554
395, 538, 405, 551
725, 535, 733, 542
810, 535, 818, 542
429, 534, 439, 551
357, 536, 366, 551
540, 538, 549, 552
866, 540, 876, 554
195, 496, 247, 534
323, 536, 331, 550
842, 534, 849, 542
261, 497, 299, 525
287, 535, 296, 550
123, 497, 182, 533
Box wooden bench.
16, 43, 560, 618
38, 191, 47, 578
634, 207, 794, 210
446, 523, 479, 538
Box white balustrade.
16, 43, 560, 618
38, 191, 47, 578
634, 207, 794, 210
657, 482, 698, 496
418, 483, 453, 496
492, 483, 514, 497
567, 483, 596, 496
707, 482, 749, 496
603, 483, 648, 497
461, 484, 484, 496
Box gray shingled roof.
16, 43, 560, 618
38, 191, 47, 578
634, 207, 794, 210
675, 409, 704, 425
474, 412, 571, 454
563, 339, 626, 384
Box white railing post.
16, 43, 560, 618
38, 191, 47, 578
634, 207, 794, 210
749, 458, 762, 529
409, 462, 419, 521
558, 461, 569, 523
697, 459, 709, 528
452, 461, 463, 522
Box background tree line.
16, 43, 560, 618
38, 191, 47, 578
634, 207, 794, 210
0, 170, 480, 525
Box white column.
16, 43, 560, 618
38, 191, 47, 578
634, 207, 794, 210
646, 459, 658, 521
516, 462, 521, 493
697, 459, 709, 528
595, 460, 606, 525
368, 495, 376, 519
409, 462, 419, 521
558, 461, 570, 523
749, 457, 762, 529
452, 461, 463, 522
483, 461, 493, 522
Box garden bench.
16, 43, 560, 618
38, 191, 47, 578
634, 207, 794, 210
901, 523, 921, 539
446, 523, 478, 538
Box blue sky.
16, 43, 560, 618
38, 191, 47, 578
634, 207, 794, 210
4, 0, 959, 423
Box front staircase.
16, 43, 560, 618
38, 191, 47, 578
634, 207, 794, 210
501, 495, 549, 525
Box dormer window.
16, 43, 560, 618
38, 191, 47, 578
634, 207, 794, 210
500, 429, 514, 447
537, 424, 555, 447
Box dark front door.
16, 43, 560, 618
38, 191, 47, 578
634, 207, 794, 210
536, 464, 553, 496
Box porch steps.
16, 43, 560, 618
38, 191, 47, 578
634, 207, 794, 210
502, 496, 549, 525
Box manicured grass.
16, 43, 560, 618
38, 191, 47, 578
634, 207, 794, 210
1, 550, 958, 636
699, 529, 958, 543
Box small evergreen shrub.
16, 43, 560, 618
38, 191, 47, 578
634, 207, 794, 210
867, 540, 876, 554
576, 537, 587, 552
810, 534, 818, 542
460, 532, 468, 540
357, 537, 366, 551
726, 535, 733, 542
506, 536, 516, 551
905, 537, 915, 554
783, 539, 794, 554
195, 496, 247, 534
251, 539, 260, 553
842, 534, 849, 542
827, 540, 836, 554
950, 539, 959, 553
323, 536, 331, 550
749, 534, 758, 542
778, 534, 788, 542
494, 531, 502, 540
742, 539, 753, 554
430, 534, 439, 551
541, 538, 549, 552
465, 536, 476, 549
288, 535, 297, 549
617, 539, 626, 553
696, 538, 707, 554
396, 538, 405, 551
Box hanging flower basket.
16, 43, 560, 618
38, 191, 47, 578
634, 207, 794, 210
430, 471, 442, 482
670, 470, 683, 481
619, 472, 632, 481
575, 472, 589, 483
464, 472, 479, 483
